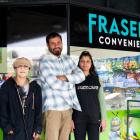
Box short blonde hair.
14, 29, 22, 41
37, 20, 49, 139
13, 57, 32, 69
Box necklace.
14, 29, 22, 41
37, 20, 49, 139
14, 77, 29, 87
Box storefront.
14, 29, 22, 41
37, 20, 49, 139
0, 1, 140, 140
70, 4, 140, 140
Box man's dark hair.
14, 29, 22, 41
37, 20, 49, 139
46, 32, 62, 44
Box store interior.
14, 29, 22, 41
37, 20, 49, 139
70, 46, 140, 140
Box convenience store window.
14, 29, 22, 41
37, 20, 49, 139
70, 5, 140, 110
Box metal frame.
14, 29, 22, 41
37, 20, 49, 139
126, 100, 140, 140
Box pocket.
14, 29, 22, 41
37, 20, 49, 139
42, 111, 51, 130
69, 109, 73, 115
45, 110, 50, 118
42, 112, 47, 130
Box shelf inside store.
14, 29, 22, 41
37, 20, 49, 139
128, 113, 140, 118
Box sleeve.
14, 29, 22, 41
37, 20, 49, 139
0, 83, 14, 134
66, 57, 85, 84
98, 82, 106, 120
33, 84, 42, 134
38, 60, 74, 91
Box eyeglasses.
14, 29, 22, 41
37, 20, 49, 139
15, 65, 30, 69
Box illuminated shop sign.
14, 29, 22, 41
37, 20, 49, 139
70, 5, 140, 52
89, 13, 140, 49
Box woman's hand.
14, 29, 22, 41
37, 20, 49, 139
33, 132, 41, 140
100, 119, 106, 132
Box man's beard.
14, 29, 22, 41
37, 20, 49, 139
49, 48, 62, 56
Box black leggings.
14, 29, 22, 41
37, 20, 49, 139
74, 122, 99, 140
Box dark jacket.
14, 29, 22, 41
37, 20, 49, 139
0, 77, 42, 140
73, 74, 101, 124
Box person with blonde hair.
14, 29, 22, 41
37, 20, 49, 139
0, 57, 42, 140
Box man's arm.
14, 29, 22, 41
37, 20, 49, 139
98, 84, 106, 120
98, 81, 107, 131
38, 61, 73, 91
66, 57, 85, 84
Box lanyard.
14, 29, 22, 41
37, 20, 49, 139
16, 86, 26, 115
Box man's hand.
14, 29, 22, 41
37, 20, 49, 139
71, 120, 75, 132
33, 132, 41, 140
56, 75, 68, 81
